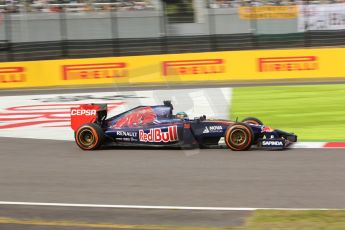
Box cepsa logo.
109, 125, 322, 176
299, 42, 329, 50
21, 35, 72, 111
162, 59, 225, 76
139, 126, 178, 143
258, 56, 318, 72
62, 63, 128, 80
70, 109, 97, 116
0, 67, 26, 83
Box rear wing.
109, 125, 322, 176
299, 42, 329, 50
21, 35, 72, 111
70, 104, 107, 131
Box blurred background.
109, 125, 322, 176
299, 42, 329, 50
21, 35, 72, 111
1, 0, 345, 61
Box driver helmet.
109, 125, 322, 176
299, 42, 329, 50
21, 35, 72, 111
176, 112, 188, 120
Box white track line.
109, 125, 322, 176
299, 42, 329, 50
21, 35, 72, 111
291, 142, 326, 148
0, 201, 343, 211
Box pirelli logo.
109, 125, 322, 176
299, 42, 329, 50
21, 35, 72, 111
162, 59, 225, 76
0, 67, 26, 83
62, 63, 128, 80
258, 56, 318, 72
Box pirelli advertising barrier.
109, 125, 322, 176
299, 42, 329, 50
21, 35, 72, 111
1, 48, 345, 89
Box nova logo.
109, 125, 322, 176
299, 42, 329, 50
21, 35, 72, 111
203, 125, 223, 134
139, 126, 178, 143
203, 126, 210, 134
70, 109, 97, 116
0, 67, 26, 83
209, 125, 222, 132
162, 59, 225, 76
258, 56, 318, 72
62, 63, 128, 80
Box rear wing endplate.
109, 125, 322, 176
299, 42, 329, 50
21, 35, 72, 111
70, 104, 107, 131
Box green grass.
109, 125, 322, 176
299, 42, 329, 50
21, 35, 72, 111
231, 84, 345, 141
1, 210, 344, 230
239, 210, 345, 230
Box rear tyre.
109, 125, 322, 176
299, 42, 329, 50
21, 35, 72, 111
225, 123, 254, 151
242, 117, 263, 126
75, 123, 104, 150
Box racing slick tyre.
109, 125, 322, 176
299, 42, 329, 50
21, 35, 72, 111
225, 123, 254, 151
242, 117, 263, 126
75, 123, 104, 150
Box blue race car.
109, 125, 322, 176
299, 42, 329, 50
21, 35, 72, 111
70, 101, 297, 151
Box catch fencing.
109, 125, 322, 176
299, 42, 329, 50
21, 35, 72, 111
1, 2, 345, 61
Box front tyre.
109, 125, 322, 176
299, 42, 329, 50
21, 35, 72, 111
242, 117, 263, 126
75, 123, 104, 150
225, 123, 254, 151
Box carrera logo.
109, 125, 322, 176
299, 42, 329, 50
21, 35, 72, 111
162, 59, 225, 76
62, 63, 128, 80
70, 109, 97, 116
0, 67, 26, 83
258, 56, 318, 72
139, 126, 178, 143
262, 140, 284, 146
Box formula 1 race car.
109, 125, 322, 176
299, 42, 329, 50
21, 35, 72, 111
70, 101, 297, 151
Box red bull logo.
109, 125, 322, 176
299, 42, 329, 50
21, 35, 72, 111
258, 56, 318, 72
262, 126, 274, 132
139, 126, 178, 143
62, 63, 128, 80
162, 59, 225, 76
0, 67, 26, 83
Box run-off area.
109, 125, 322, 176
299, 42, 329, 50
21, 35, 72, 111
2, 84, 345, 146
0, 88, 231, 140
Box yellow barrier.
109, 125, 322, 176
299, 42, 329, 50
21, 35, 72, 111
238, 6, 298, 20
1, 47, 345, 89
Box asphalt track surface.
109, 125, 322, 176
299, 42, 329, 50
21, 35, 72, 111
2, 136, 345, 208
1, 137, 345, 229
1, 84, 345, 229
